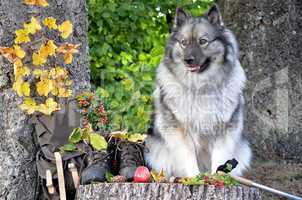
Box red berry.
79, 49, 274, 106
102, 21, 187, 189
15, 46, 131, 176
133, 166, 151, 183
98, 105, 105, 114
214, 180, 225, 188
100, 116, 108, 125
203, 176, 209, 185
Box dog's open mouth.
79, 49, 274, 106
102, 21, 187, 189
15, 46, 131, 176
187, 58, 211, 73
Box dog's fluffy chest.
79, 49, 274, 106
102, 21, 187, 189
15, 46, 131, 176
160, 82, 230, 135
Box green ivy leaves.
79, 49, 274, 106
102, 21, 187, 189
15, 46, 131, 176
62, 127, 108, 152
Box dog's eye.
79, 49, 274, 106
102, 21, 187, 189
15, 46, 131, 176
199, 38, 208, 46
180, 39, 187, 46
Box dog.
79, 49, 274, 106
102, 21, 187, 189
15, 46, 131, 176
144, 4, 252, 177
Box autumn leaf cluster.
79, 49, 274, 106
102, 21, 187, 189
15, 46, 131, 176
0, 0, 80, 115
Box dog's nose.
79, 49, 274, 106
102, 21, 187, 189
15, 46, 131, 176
184, 57, 194, 65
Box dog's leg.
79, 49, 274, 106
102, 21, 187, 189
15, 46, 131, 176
145, 128, 200, 177
210, 136, 251, 176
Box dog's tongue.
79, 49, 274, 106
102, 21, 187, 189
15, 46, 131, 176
188, 64, 200, 72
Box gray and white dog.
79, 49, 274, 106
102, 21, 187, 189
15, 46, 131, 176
144, 4, 252, 177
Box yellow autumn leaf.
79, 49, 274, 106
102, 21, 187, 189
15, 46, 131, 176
43, 17, 57, 30
23, 0, 49, 7
40, 40, 57, 57
32, 69, 42, 77
57, 88, 72, 97
20, 97, 37, 114
37, 98, 60, 115
36, 78, 53, 96
65, 80, 73, 86
14, 61, 30, 80
58, 20, 73, 39
50, 87, 59, 96
24, 17, 41, 34
13, 45, 26, 59
32, 52, 47, 66
14, 59, 23, 67
15, 29, 30, 44
13, 79, 30, 97
127, 133, 147, 143
50, 66, 68, 79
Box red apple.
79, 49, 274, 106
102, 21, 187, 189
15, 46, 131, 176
133, 166, 151, 183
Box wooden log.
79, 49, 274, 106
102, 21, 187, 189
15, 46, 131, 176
76, 183, 261, 200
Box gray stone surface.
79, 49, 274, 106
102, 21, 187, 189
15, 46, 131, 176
76, 183, 261, 200
0, 0, 90, 199
218, 0, 302, 162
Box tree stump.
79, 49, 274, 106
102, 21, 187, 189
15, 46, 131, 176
0, 0, 90, 199
76, 183, 261, 200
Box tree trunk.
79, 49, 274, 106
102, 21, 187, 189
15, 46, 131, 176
76, 183, 261, 200
0, 0, 90, 199
217, 0, 302, 162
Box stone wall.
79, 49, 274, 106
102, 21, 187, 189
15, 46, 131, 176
218, 0, 302, 162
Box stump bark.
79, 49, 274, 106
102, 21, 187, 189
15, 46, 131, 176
76, 183, 261, 200
0, 0, 90, 199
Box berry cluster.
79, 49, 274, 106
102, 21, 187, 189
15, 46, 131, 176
76, 91, 110, 130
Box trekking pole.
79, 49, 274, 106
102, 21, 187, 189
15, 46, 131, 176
217, 159, 302, 200
230, 174, 302, 200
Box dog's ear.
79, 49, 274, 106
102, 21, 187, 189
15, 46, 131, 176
174, 7, 190, 30
206, 4, 224, 26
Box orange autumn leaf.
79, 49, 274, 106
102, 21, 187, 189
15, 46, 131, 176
0, 45, 26, 63
57, 43, 80, 64
64, 53, 73, 64
39, 40, 57, 57
23, 0, 49, 7
57, 43, 80, 54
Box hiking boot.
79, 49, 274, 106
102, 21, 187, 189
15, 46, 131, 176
80, 150, 110, 184
118, 141, 145, 180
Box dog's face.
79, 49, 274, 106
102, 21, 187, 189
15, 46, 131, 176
166, 5, 229, 74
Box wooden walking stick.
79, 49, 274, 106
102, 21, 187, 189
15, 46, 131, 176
68, 162, 80, 188
217, 159, 302, 200
54, 152, 66, 200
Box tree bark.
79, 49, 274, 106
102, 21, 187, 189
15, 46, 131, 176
76, 183, 261, 200
217, 0, 302, 162
0, 0, 90, 199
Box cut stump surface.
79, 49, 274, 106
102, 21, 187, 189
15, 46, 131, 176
76, 183, 261, 200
